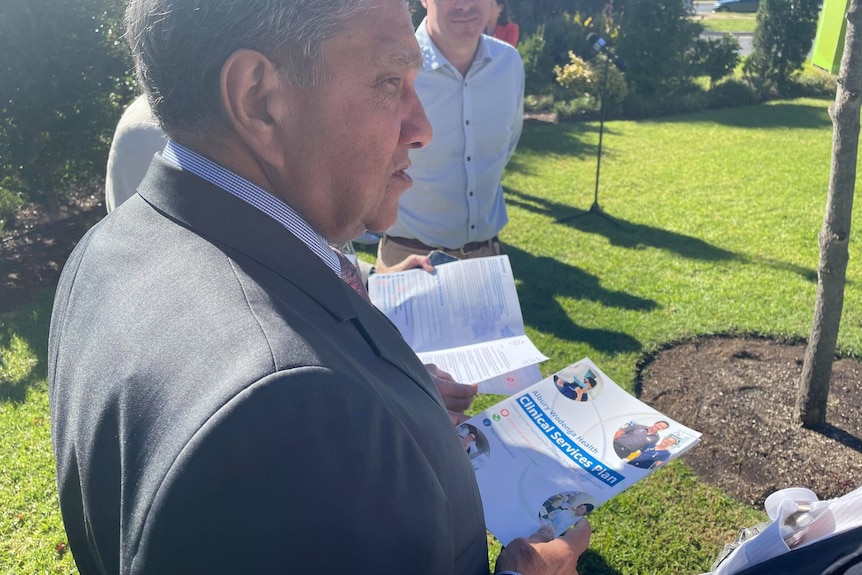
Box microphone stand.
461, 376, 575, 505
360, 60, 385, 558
559, 54, 620, 226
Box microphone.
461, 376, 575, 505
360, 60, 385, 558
587, 32, 608, 54
586, 33, 628, 71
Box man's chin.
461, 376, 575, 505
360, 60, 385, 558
366, 196, 403, 234
363, 220, 394, 235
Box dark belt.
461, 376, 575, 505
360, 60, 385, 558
385, 235, 499, 254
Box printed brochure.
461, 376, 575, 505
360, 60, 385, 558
458, 357, 701, 544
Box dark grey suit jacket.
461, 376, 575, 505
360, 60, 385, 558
48, 156, 490, 574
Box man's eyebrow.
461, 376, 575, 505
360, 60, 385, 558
375, 47, 423, 71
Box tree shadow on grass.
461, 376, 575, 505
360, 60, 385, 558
505, 244, 649, 355
0, 289, 54, 403
508, 188, 737, 262
505, 122, 609, 177
647, 101, 831, 130
506, 188, 819, 284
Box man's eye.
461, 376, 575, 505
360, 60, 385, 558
383, 77, 402, 91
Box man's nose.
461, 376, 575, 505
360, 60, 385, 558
402, 87, 432, 149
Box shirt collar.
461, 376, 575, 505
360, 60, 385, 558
161, 140, 340, 276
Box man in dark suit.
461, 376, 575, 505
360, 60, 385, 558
48, 0, 590, 573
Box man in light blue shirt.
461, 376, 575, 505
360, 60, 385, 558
377, 0, 524, 267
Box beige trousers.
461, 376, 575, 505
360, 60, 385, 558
376, 235, 503, 268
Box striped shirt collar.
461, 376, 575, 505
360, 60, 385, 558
161, 140, 340, 276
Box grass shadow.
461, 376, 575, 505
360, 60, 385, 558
578, 549, 624, 575
507, 188, 738, 262
506, 244, 649, 354
648, 101, 832, 130
510, 189, 819, 284
738, 254, 819, 284
506, 122, 608, 177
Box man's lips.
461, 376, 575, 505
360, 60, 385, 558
393, 164, 413, 185
451, 11, 480, 23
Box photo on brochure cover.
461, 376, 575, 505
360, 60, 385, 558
552, 364, 603, 402
612, 418, 685, 470
457, 422, 491, 471
537, 491, 599, 535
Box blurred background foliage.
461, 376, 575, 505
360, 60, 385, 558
0, 0, 835, 226
0, 0, 133, 227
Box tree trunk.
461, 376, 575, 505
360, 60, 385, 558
795, 0, 862, 427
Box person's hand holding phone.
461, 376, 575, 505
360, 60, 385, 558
428, 250, 460, 267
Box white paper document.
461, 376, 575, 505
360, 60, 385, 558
458, 358, 701, 545
415, 337, 543, 389
368, 255, 547, 394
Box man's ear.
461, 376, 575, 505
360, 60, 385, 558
419, 0, 429, 8
220, 49, 287, 170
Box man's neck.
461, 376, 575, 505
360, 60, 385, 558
430, 33, 480, 77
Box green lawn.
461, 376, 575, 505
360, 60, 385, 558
4, 97, 861, 574
0, 292, 77, 574
699, 12, 758, 34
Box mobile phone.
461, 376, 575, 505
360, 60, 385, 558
428, 250, 460, 266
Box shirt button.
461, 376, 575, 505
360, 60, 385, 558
466, 120, 470, 125
467, 156, 471, 161
469, 192, 474, 197
471, 225, 476, 229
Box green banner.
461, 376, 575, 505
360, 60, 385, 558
812, 0, 851, 74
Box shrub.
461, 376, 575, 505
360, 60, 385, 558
744, 0, 821, 94
673, 88, 711, 115
513, 0, 610, 38
552, 96, 597, 121
0, 183, 25, 235
615, 0, 705, 98
691, 34, 741, 89
554, 52, 595, 96
554, 52, 627, 108
0, 0, 133, 212
524, 94, 556, 114
521, 30, 555, 94
707, 78, 764, 109
622, 83, 708, 119
519, 13, 591, 96
785, 68, 840, 99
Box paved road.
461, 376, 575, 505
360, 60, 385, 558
696, 1, 754, 57
696, 1, 714, 14
702, 30, 754, 57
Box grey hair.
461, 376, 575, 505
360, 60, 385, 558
125, 0, 372, 144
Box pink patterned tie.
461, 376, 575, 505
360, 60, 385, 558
334, 250, 370, 302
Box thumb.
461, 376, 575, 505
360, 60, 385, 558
560, 517, 592, 556
524, 524, 555, 544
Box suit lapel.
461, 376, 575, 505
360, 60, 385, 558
137, 156, 444, 408
350, 303, 442, 403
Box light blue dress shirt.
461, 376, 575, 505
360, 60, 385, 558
387, 18, 524, 249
